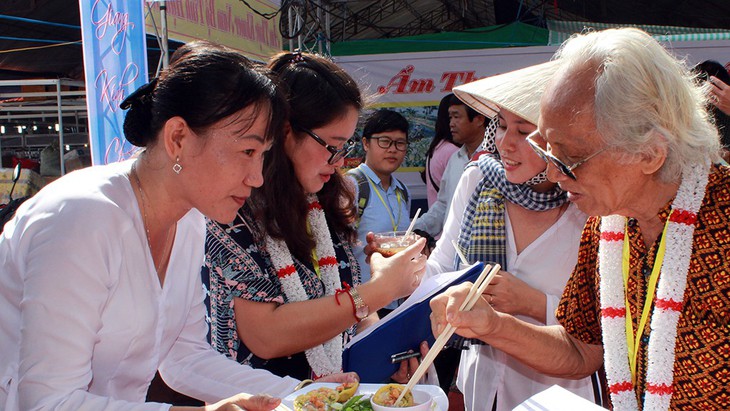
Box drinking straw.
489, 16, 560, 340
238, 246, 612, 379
403, 208, 421, 240
451, 239, 468, 266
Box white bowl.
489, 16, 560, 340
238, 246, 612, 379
370, 387, 433, 411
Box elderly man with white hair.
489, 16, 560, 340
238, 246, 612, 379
430, 27, 729, 411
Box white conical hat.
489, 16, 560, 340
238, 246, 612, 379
452, 60, 560, 125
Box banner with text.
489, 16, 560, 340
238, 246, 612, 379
335, 46, 557, 108
335, 41, 730, 173
145, 0, 281, 62
336, 40, 730, 108
336, 46, 556, 171
79, 0, 149, 165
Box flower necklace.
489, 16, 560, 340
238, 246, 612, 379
598, 161, 709, 411
264, 194, 342, 377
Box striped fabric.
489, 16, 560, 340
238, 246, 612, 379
447, 153, 568, 350
454, 154, 567, 270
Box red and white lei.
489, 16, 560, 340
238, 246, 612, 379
264, 194, 343, 377
598, 161, 709, 411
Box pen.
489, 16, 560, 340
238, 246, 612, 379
390, 351, 421, 363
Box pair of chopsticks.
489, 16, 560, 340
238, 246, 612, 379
394, 262, 501, 404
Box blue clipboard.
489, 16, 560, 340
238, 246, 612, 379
342, 262, 485, 383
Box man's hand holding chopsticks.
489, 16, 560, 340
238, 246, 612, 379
429, 281, 501, 340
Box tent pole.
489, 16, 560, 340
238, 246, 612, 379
288, 6, 294, 51
160, 1, 169, 69
56, 79, 66, 176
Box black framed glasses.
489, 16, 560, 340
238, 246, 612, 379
526, 130, 606, 180
297, 126, 356, 165
367, 136, 409, 152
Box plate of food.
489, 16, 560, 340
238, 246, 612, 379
281, 382, 447, 411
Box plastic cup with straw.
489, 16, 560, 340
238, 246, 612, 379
372, 208, 421, 257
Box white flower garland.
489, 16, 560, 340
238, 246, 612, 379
264, 194, 343, 377
598, 161, 709, 411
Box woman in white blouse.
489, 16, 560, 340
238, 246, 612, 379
424, 62, 599, 410
0, 41, 354, 411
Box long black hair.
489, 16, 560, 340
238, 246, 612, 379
693, 60, 730, 149
254, 51, 362, 262
425, 93, 461, 159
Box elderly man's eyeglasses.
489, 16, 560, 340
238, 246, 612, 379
297, 126, 356, 165
367, 136, 409, 152
526, 130, 606, 180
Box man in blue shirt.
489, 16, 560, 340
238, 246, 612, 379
346, 109, 411, 317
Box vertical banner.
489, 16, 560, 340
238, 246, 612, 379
79, 0, 149, 165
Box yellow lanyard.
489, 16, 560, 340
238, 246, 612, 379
366, 177, 402, 232
622, 215, 671, 385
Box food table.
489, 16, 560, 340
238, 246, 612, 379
282, 383, 447, 410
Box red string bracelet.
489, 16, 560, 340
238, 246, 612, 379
335, 281, 359, 322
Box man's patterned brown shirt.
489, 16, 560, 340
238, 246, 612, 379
556, 165, 730, 410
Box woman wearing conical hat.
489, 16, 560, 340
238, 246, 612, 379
424, 62, 600, 410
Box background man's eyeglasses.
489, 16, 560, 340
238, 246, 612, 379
526, 130, 605, 180
367, 136, 408, 151
297, 127, 356, 165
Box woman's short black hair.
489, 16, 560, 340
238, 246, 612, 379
122, 40, 287, 148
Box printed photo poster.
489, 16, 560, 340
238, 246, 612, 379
79, 0, 149, 165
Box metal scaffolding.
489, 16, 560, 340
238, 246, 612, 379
281, 0, 332, 55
